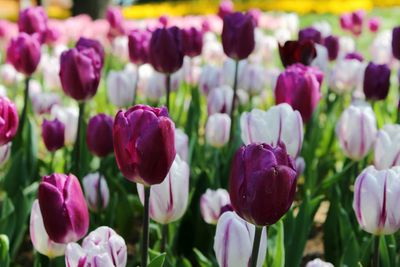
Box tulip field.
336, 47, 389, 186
1, 1, 400, 267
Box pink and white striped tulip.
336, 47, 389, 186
374, 124, 400, 170
207, 85, 233, 115
200, 189, 231, 224
205, 113, 231, 148
199, 64, 222, 95
82, 173, 110, 212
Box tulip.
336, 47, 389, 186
86, 114, 113, 158
363, 62, 391, 101
353, 166, 400, 235
202, 33, 226, 66
0, 97, 19, 145
0, 64, 21, 86
76, 37, 105, 68
41, 55, 61, 90
38, 173, 89, 243
374, 124, 400, 170
51, 105, 78, 145
311, 44, 329, 73
128, 29, 151, 65
222, 58, 245, 88
106, 7, 125, 38
336, 102, 377, 160
106, 69, 136, 107
329, 58, 363, 94
200, 188, 231, 224
368, 17, 380, 33
340, 13, 353, 31
278, 40, 317, 67
345, 51, 364, 62
338, 36, 356, 58
370, 30, 392, 65
221, 12, 255, 60
30, 200, 66, 258
214, 211, 267, 267
137, 155, 189, 224
323, 35, 339, 61
199, 65, 223, 95
65, 226, 127, 267
205, 113, 231, 148
6, 33, 41, 76
113, 105, 176, 186
18, 7, 48, 37
175, 128, 188, 162
240, 103, 303, 158
41, 118, 65, 152
229, 142, 297, 226
248, 8, 261, 26
275, 64, 323, 122
218, 0, 234, 19
306, 259, 334, 267
111, 36, 129, 62
351, 10, 365, 36
31, 92, 60, 115
298, 27, 322, 44
182, 27, 203, 58
207, 85, 233, 115
392, 27, 400, 60
0, 142, 11, 167
82, 173, 110, 212
237, 61, 266, 95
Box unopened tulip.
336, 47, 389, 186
229, 142, 297, 225
128, 29, 151, 65
86, 114, 113, 158
218, 0, 234, 19
31, 92, 60, 115
38, 173, 89, 243
340, 13, 353, 31
214, 211, 267, 267
199, 65, 223, 95
30, 200, 66, 258
336, 102, 377, 160
205, 113, 231, 148
18, 7, 48, 37
351, 10, 365, 36
278, 40, 317, 67
392, 27, 400, 60
200, 189, 231, 224
82, 173, 110, 212
353, 166, 400, 235
42, 118, 65, 152
51, 105, 78, 145
106, 7, 125, 38
7, 33, 41, 76
329, 58, 363, 94
363, 62, 391, 101
65, 226, 127, 267
149, 27, 184, 74
298, 27, 322, 44
368, 17, 380, 33
175, 128, 188, 162
312, 44, 329, 73
182, 27, 203, 58
370, 30, 392, 65
338, 36, 356, 58
306, 259, 334, 267
113, 105, 176, 186
345, 51, 364, 62
137, 155, 189, 224
106, 69, 136, 107
240, 103, 303, 158
238, 61, 266, 95
275, 64, 323, 122
75, 37, 105, 68
222, 12, 255, 60
207, 85, 233, 115
323, 35, 339, 61
0, 142, 11, 167
0, 97, 19, 145
374, 124, 400, 170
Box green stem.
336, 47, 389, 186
141, 187, 151, 267
166, 74, 171, 111
228, 60, 239, 146
49, 152, 55, 171
160, 224, 168, 253
72, 102, 85, 175
373, 235, 380, 267
249, 226, 263, 267
19, 76, 31, 136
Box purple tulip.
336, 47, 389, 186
298, 27, 322, 44
229, 142, 297, 226
76, 37, 105, 68
128, 29, 151, 65
351, 10, 365, 36
278, 40, 317, 68
181, 27, 203, 58
106, 7, 125, 38
6, 33, 41, 76
0, 97, 19, 145
368, 17, 380, 33
38, 173, 89, 243
275, 64, 323, 122
222, 12, 255, 60
113, 105, 176, 186
392, 27, 400, 60
363, 62, 391, 101
340, 13, 353, 31
86, 114, 113, 157
218, 0, 234, 19
149, 27, 184, 74
18, 7, 48, 37
323, 35, 339, 61
344, 51, 364, 62
42, 118, 65, 152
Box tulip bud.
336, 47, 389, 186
392, 27, 400, 60
370, 30, 392, 65
207, 85, 233, 115
278, 40, 317, 67
368, 17, 380, 33
75, 37, 105, 68
199, 65, 223, 95
38, 173, 89, 243
214, 211, 267, 267
106, 69, 136, 108
149, 26, 184, 74
336, 102, 377, 160
51, 105, 78, 145
338, 36, 356, 58
222, 12, 255, 60
106, 7, 125, 38
345, 51, 364, 62
31, 92, 60, 115
18, 7, 48, 37
175, 128, 188, 162
238, 61, 266, 95
363, 62, 391, 101
351, 10, 365, 36
0, 97, 19, 146
298, 27, 322, 44
113, 105, 176, 186
0, 142, 11, 167
205, 113, 231, 148
306, 259, 334, 267
41, 118, 65, 152
311, 44, 329, 73
65, 226, 127, 267
240, 103, 303, 158
323, 35, 339, 61
329, 58, 363, 94
128, 29, 151, 65
82, 173, 110, 212
218, 0, 234, 19
340, 13, 353, 31
30, 200, 66, 258
275, 64, 323, 122
86, 114, 113, 158
353, 166, 400, 235
7, 33, 41, 76
182, 27, 203, 58
200, 189, 231, 224
137, 155, 189, 224
374, 124, 400, 170
230, 142, 297, 225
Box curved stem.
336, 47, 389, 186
166, 74, 171, 111
249, 226, 263, 267
141, 187, 151, 267
373, 235, 380, 267
160, 224, 168, 253
228, 60, 239, 146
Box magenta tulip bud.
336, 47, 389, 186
38, 173, 89, 243
149, 27, 184, 74
86, 114, 113, 157
363, 62, 391, 101
76, 37, 105, 68
275, 64, 323, 122
368, 17, 380, 33
345, 51, 364, 62
323, 35, 339, 61
41, 118, 65, 152
218, 0, 234, 19
128, 29, 151, 65
113, 105, 176, 186
278, 40, 317, 68
18, 7, 48, 37
340, 13, 353, 31
6, 33, 41, 76
0, 97, 19, 146
106, 7, 125, 38
200, 188, 231, 224
182, 27, 203, 58
351, 10, 365, 36
298, 27, 322, 44
222, 12, 255, 60
229, 142, 297, 226
82, 173, 110, 212
392, 27, 400, 60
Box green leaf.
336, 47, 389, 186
193, 248, 212, 267
0, 235, 10, 267
270, 220, 285, 267
148, 253, 166, 267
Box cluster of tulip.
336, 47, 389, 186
0, 0, 400, 267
